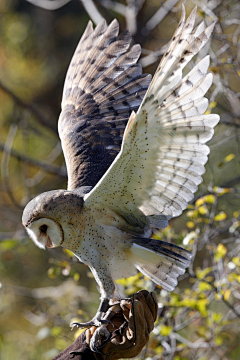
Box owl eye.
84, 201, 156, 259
39, 224, 48, 234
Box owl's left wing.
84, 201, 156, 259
84, 6, 220, 229
58, 19, 151, 190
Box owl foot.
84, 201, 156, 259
70, 315, 111, 329
89, 302, 122, 353
70, 297, 114, 330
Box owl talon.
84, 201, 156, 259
70, 318, 112, 330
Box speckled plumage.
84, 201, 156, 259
23, 6, 219, 313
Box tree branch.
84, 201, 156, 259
0, 80, 57, 134
0, 142, 67, 178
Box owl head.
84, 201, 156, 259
22, 189, 85, 249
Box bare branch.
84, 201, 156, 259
1, 124, 23, 209
0, 142, 67, 178
125, 0, 138, 35
99, 0, 126, 16
80, 0, 104, 24
0, 80, 57, 134
170, 332, 210, 349
141, 0, 179, 36
140, 45, 168, 68
25, 142, 64, 187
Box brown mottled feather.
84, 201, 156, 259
59, 19, 151, 190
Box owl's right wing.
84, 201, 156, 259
84, 6, 220, 230
58, 19, 151, 190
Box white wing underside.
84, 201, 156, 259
84, 6, 219, 224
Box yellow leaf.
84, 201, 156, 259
151, 231, 162, 240
63, 248, 74, 257
160, 325, 173, 336
224, 289, 231, 301
197, 298, 209, 316
186, 221, 195, 228
233, 211, 239, 218
196, 267, 212, 279
199, 281, 212, 291
232, 257, 240, 265
204, 194, 216, 204
214, 212, 227, 221
51, 326, 62, 336
228, 273, 237, 282
213, 186, 231, 196
74, 328, 85, 339
215, 336, 223, 346
212, 312, 222, 322
224, 153, 235, 162
215, 293, 222, 300
115, 273, 142, 286
214, 243, 227, 261
155, 346, 163, 354
186, 210, 199, 218
196, 197, 205, 207
209, 101, 217, 108
73, 272, 80, 281
199, 205, 208, 215
47, 266, 60, 279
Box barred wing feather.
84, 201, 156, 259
85, 6, 220, 226
59, 19, 151, 190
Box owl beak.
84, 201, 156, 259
46, 236, 53, 248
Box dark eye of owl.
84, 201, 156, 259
39, 224, 48, 234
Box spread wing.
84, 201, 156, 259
84, 6, 220, 229
58, 19, 151, 190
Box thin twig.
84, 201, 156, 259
80, 0, 104, 24
0, 80, 57, 134
1, 124, 23, 209
141, 0, 179, 36
99, 0, 126, 16
0, 142, 67, 178
25, 142, 64, 187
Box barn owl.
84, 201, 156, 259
22, 4, 219, 341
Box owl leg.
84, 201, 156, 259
70, 297, 113, 329
71, 261, 118, 332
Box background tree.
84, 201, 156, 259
0, 0, 240, 359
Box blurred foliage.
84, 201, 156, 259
0, 0, 240, 359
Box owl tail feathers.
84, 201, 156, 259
130, 239, 192, 291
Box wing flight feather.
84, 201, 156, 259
59, 19, 151, 190
84, 6, 219, 226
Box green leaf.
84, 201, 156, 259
215, 336, 224, 346
196, 267, 212, 279
198, 281, 212, 291
51, 326, 62, 337
0, 240, 18, 251
212, 312, 222, 322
